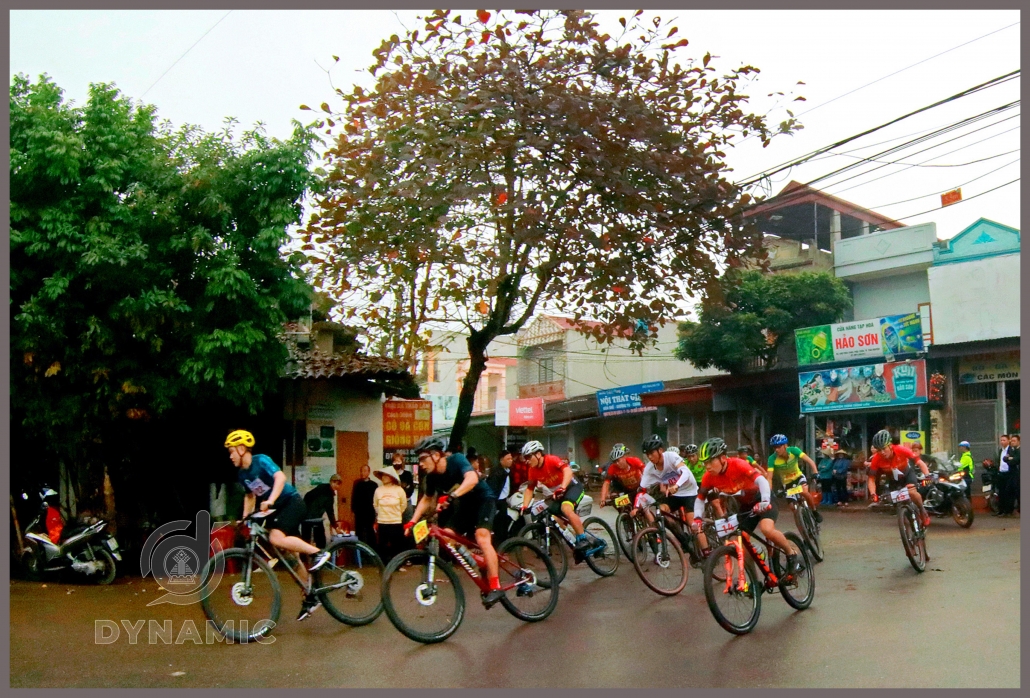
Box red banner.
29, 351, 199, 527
495, 398, 545, 427
382, 399, 433, 450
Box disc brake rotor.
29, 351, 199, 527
231, 582, 254, 606
415, 583, 437, 606
343, 570, 365, 595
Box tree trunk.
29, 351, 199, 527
448, 333, 490, 452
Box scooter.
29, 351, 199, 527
918, 457, 974, 528
20, 487, 121, 585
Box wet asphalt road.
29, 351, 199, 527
9, 507, 1020, 688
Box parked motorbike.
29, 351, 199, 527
980, 461, 1001, 515
20, 487, 121, 584
917, 458, 974, 528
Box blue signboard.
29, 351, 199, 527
596, 381, 665, 417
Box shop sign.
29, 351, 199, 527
799, 359, 927, 414
306, 424, 336, 458
383, 399, 433, 450
900, 431, 926, 451
494, 398, 545, 427
958, 352, 1020, 384
795, 313, 924, 366
596, 381, 664, 417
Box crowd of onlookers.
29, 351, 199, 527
984, 433, 1021, 517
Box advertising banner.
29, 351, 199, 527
596, 381, 665, 417
383, 399, 433, 450
958, 351, 1020, 384
900, 430, 926, 451
494, 398, 545, 427
799, 360, 927, 414
795, 313, 924, 366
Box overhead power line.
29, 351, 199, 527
868, 157, 1020, 209
891, 177, 1019, 222
141, 11, 233, 98
734, 69, 1020, 188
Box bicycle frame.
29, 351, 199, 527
241, 517, 359, 597
416, 521, 538, 595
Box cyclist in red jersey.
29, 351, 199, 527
599, 443, 645, 507
691, 437, 802, 575
866, 429, 932, 527
519, 440, 590, 550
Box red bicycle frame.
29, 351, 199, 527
415, 521, 532, 595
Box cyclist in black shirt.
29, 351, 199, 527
406, 436, 503, 606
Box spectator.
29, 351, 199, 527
302, 474, 343, 548
486, 449, 515, 543
817, 447, 835, 505
999, 434, 1020, 517
351, 465, 378, 546
371, 465, 407, 564
832, 449, 851, 507
957, 441, 975, 498
510, 451, 530, 490
993, 434, 1012, 517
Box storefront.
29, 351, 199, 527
953, 349, 1020, 466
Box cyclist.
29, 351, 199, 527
692, 437, 803, 578
639, 434, 699, 526
767, 434, 823, 524
682, 444, 706, 483
866, 429, 932, 527
226, 429, 330, 622
406, 435, 504, 606
737, 445, 758, 467
599, 443, 646, 507
519, 440, 590, 552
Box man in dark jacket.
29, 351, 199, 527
302, 474, 343, 548
999, 434, 1020, 516
351, 465, 379, 546
485, 450, 515, 543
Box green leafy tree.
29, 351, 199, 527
10, 74, 316, 513
675, 270, 853, 373
306, 9, 802, 448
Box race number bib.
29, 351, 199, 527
982, 484, 992, 493
890, 488, 911, 503
530, 500, 548, 515
891, 468, 904, 480
413, 520, 430, 544
715, 515, 739, 536
786, 485, 804, 497
244, 478, 271, 497
614, 494, 630, 508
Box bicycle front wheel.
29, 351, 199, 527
496, 537, 559, 622
315, 538, 384, 626
771, 532, 815, 610
898, 505, 926, 573
615, 512, 637, 559
631, 526, 688, 596
200, 548, 281, 642
381, 549, 465, 644
518, 522, 568, 584
582, 516, 619, 577
702, 543, 761, 635
799, 505, 824, 562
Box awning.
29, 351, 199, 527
640, 385, 713, 407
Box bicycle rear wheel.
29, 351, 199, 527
381, 549, 465, 644
200, 548, 280, 642
702, 543, 761, 635
615, 512, 637, 560
315, 538, 384, 626
496, 538, 559, 622
517, 522, 568, 584
631, 526, 688, 596
770, 532, 815, 610
582, 517, 619, 577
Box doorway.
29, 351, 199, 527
335, 431, 369, 530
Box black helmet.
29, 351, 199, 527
642, 434, 665, 453
872, 429, 892, 450
699, 437, 728, 462
683, 444, 699, 456
414, 435, 448, 455
736, 445, 751, 455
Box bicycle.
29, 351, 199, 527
777, 482, 824, 563
701, 490, 815, 635
607, 493, 649, 560
200, 511, 385, 642
887, 484, 929, 573
629, 494, 718, 596
380, 507, 559, 644
517, 490, 620, 583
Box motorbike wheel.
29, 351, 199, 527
988, 492, 1000, 515
951, 497, 974, 528
21, 545, 44, 581
88, 547, 118, 585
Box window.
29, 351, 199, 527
488, 386, 498, 407
539, 357, 555, 384
432, 359, 439, 383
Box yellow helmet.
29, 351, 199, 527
224, 430, 255, 448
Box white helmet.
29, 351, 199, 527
609, 443, 628, 462
521, 440, 545, 458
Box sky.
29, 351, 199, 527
10, 8, 1021, 242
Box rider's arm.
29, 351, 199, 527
754, 472, 771, 505
410, 493, 433, 525
599, 479, 610, 506
242, 493, 255, 518
914, 457, 930, 477
673, 464, 693, 490
692, 491, 706, 520
867, 474, 877, 498
450, 469, 481, 499
520, 479, 538, 510
800, 453, 817, 475
559, 466, 574, 491
265, 470, 287, 508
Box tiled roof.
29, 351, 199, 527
284, 344, 410, 380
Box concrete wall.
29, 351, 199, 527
851, 270, 930, 320
834, 222, 936, 281
928, 253, 1020, 344
562, 322, 724, 399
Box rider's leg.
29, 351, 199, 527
269, 529, 314, 587
561, 502, 585, 535
757, 518, 793, 557
907, 484, 929, 521
474, 527, 499, 580
801, 483, 823, 521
